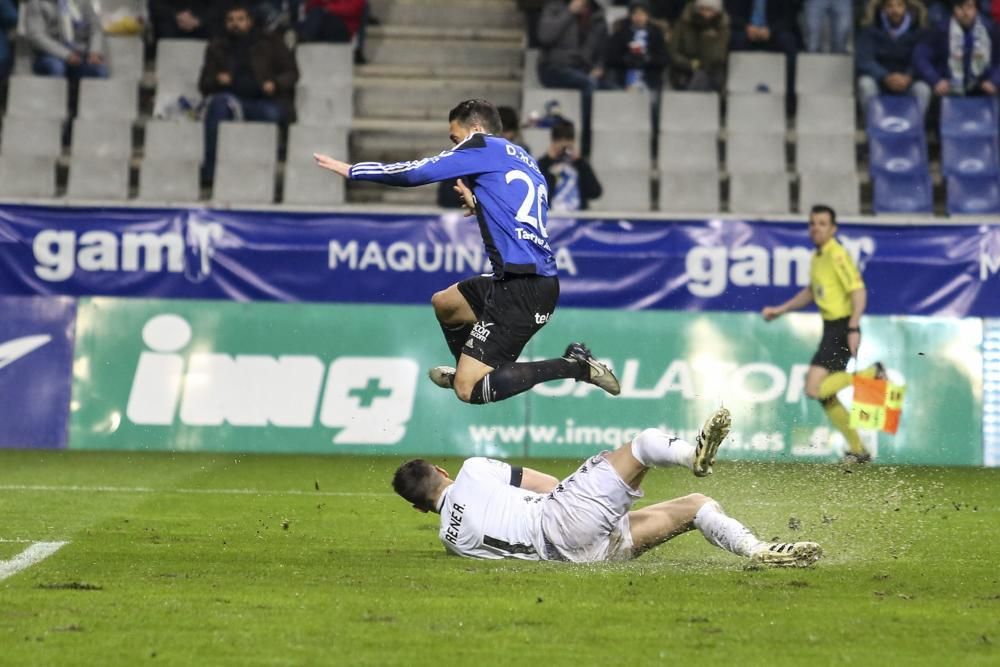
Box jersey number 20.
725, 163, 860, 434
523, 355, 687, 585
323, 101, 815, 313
505, 170, 549, 238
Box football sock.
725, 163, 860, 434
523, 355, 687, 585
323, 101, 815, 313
817, 371, 852, 399
629, 429, 695, 469
439, 322, 472, 362
467, 359, 581, 404
821, 396, 866, 454
693, 501, 760, 557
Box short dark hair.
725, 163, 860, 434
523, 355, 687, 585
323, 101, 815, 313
392, 459, 440, 511
497, 106, 520, 133
448, 99, 503, 135
226, 2, 252, 16
551, 118, 575, 141
810, 204, 837, 225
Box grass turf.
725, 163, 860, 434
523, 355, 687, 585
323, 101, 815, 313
1, 450, 998, 666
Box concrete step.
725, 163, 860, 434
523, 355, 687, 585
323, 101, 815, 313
354, 76, 521, 121
367, 37, 523, 69
357, 62, 521, 81
351, 125, 449, 164
367, 25, 522, 44
371, 0, 523, 30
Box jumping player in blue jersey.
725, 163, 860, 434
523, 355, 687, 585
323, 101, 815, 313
314, 99, 620, 405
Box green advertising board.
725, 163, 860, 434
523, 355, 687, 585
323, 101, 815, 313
70, 298, 983, 465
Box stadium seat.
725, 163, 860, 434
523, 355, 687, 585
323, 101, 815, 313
946, 174, 1000, 214
872, 172, 933, 213
726, 133, 786, 173
586, 168, 651, 212
155, 39, 207, 84
107, 35, 144, 81
144, 120, 204, 162
796, 134, 856, 174
67, 156, 130, 200
521, 127, 550, 157
940, 96, 999, 138
659, 91, 720, 134
941, 136, 1000, 176
138, 160, 201, 203
726, 52, 785, 94
0, 116, 63, 158
659, 170, 720, 213
659, 132, 718, 172
296, 43, 354, 85
77, 78, 139, 121
287, 124, 349, 165
795, 95, 855, 135
523, 49, 542, 90
522, 88, 582, 127
0, 155, 56, 198
70, 119, 133, 159
868, 134, 928, 175
729, 172, 790, 214
798, 171, 860, 215
212, 123, 277, 204
215, 121, 278, 166
726, 94, 786, 134
795, 54, 853, 96
591, 129, 652, 171
283, 162, 346, 206
295, 83, 353, 127
592, 91, 651, 131
866, 94, 922, 136
213, 161, 276, 204
5, 76, 68, 119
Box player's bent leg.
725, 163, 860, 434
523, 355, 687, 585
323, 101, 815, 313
452, 355, 495, 403
804, 365, 831, 400
431, 283, 477, 325
628, 493, 710, 556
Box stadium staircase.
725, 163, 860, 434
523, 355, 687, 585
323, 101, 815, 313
350, 0, 525, 205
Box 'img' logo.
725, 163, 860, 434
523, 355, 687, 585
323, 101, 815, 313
126, 314, 419, 445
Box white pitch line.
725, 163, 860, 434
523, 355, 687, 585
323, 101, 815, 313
0, 484, 393, 498
0, 542, 68, 582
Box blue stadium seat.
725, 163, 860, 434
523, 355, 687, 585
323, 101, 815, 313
868, 134, 928, 175
866, 95, 923, 136
946, 174, 1000, 214
941, 136, 1000, 176
872, 172, 933, 213
940, 97, 999, 138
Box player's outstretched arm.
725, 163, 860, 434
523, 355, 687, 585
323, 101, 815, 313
313, 153, 352, 178
519, 468, 559, 494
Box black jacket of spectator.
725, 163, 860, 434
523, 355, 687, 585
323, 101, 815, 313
724, 0, 801, 35
537, 153, 603, 211
199, 28, 300, 120
605, 16, 669, 88
150, 0, 225, 39
855, 2, 926, 81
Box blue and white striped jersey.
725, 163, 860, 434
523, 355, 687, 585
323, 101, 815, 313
349, 133, 557, 278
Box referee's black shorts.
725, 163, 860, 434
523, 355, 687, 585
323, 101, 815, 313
811, 317, 851, 372
457, 274, 560, 369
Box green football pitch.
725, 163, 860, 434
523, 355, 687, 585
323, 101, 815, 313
1, 450, 998, 666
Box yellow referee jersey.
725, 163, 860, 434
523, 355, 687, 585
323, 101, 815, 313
810, 238, 864, 320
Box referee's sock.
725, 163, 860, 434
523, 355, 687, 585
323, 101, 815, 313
467, 359, 580, 404
439, 322, 472, 362
817, 371, 852, 399
821, 397, 866, 455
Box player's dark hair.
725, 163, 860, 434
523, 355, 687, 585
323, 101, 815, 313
810, 204, 837, 225
551, 118, 575, 141
392, 459, 440, 512
497, 106, 520, 133
448, 99, 503, 135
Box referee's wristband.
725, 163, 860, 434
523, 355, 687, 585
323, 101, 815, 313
847, 327, 861, 333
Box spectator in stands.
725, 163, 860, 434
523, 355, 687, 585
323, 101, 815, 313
803, 0, 852, 53
297, 0, 368, 63
924, 0, 992, 25
537, 118, 602, 212
856, 0, 930, 116
914, 0, 1000, 99
25, 0, 108, 79
199, 2, 299, 183
667, 0, 730, 91
149, 1, 222, 40
437, 106, 531, 209
537, 0, 613, 155
724, 0, 801, 112
0, 0, 17, 80
606, 0, 668, 91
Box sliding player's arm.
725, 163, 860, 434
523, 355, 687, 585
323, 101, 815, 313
515, 467, 560, 494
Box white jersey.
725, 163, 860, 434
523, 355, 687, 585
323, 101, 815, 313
436, 458, 546, 560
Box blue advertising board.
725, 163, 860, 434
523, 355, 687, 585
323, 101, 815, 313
0, 295, 76, 448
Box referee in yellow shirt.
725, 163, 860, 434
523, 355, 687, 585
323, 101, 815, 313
761, 205, 882, 463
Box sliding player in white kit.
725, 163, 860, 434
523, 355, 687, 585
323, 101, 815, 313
392, 407, 823, 566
